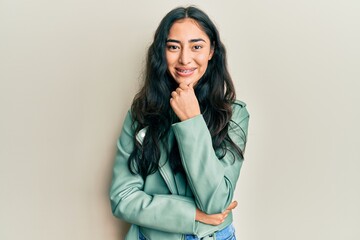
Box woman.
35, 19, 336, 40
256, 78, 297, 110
110, 6, 249, 240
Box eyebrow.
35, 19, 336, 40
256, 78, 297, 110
166, 38, 206, 43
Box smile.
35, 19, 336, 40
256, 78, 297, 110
175, 68, 196, 76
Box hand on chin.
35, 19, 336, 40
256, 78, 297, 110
176, 77, 196, 86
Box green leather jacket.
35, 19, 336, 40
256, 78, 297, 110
110, 100, 249, 240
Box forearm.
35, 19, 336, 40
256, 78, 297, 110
111, 190, 197, 234
172, 115, 240, 213
172, 104, 249, 214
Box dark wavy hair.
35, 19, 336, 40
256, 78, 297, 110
129, 6, 245, 179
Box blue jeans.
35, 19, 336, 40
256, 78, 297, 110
139, 224, 236, 240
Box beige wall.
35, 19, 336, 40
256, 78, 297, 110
1, 0, 359, 239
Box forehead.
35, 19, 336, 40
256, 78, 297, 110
168, 18, 209, 41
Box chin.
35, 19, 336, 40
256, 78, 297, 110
176, 78, 198, 86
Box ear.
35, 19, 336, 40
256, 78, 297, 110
209, 47, 214, 60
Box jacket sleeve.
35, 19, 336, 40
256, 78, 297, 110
109, 111, 197, 234
172, 101, 249, 214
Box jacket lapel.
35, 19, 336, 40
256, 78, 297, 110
158, 130, 178, 194
158, 152, 178, 194
136, 127, 178, 194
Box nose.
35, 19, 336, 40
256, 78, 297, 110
179, 48, 191, 65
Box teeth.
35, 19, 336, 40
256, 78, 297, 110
178, 69, 192, 73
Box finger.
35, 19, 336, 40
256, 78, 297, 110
176, 88, 182, 95
226, 201, 238, 210
188, 82, 194, 89
178, 83, 189, 90
171, 91, 178, 98
218, 214, 227, 224
223, 209, 231, 215
170, 98, 178, 111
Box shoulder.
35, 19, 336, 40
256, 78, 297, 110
231, 100, 249, 122
120, 109, 137, 135
125, 109, 139, 127
124, 109, 134, 126
232, 100, 247, 108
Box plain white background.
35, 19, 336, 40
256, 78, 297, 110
1, 0, 359, 239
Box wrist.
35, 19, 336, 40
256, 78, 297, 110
195, 208, 203, 222
180, 113, 201, 121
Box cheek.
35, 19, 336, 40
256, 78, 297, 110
166, 52, 177, 67
165, 53, 171, 66
195, 54, 210, 70
196, 54, 209, 65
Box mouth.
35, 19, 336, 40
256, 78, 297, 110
175, 67, 196, 77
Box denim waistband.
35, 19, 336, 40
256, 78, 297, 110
185, 224, 235, 240
139, 224, 236, 240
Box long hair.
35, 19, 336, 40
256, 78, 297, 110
129, 6, 245, 179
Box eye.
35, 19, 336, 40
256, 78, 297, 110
167, 45, 180, 51
193, 45, 203, 50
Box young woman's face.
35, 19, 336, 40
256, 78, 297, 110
166, 18, 214, 86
